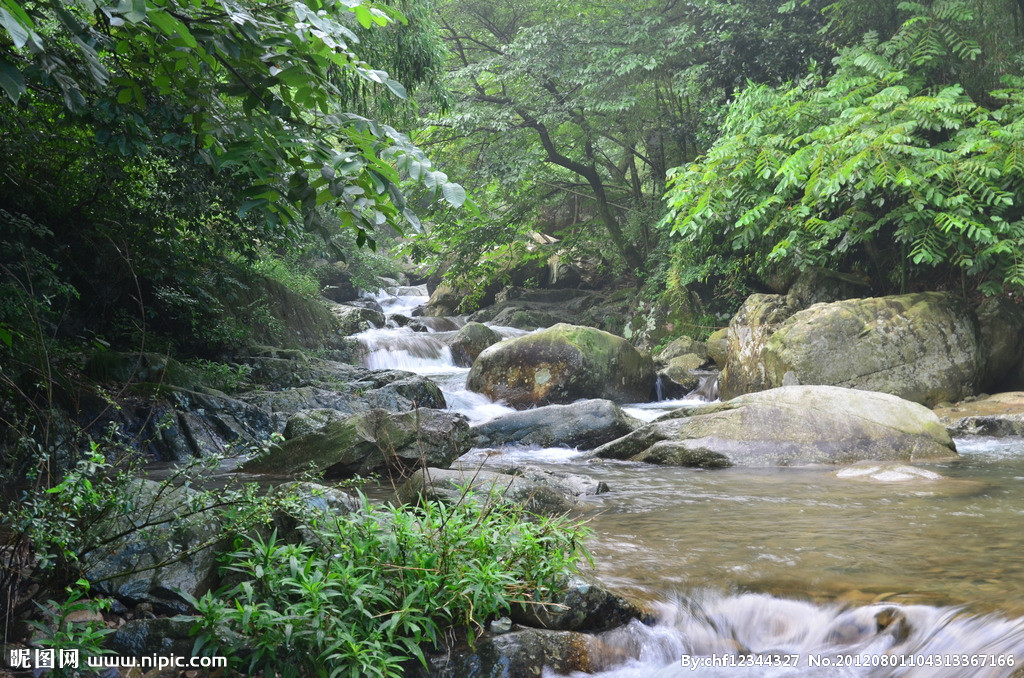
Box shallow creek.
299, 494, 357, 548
352, 287, 1024, 676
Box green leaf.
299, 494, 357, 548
0, 56, 25, 103
148, 10, 197, 48
441, 182, 466, 207
0, 6, 29, 49
354, 5, 373, 29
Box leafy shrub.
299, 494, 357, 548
188, 492, 590, 678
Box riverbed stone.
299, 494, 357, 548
785, 267, 871, 309
470, 399, 643, 450
934, 392, 1024, 436
591, 385, 957, 467
448, 322, 503, 367
763, 292, 983, 407
397, 465, 608, 515
327, 302, 386, 334
706, 328, 729, 368
85, 480, 223, 613
718, 294, 799, 400
421, 628, 598, 678
467, 323, 655, 408
511, 574, 651, 632
243, 408, 471, 477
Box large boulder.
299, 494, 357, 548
85, 480, 222, 613
397, 466, 608, 516
470, 399, 642, 450
763, 292, 983, 407
718, 294, 799, 400
591, 385, 957, 467
448, 322, 503, 367
467, 324, 655, 408
243, 408, 471, 477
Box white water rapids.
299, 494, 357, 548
355, 286, 1024, 677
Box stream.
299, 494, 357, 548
355, 286, 1024, 677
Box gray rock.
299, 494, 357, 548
327, 302, 386, 334
470, 399, 642, 450
467, 324, 655, 408
657, 336, 708, 364
420, 628, 598, 678
591, 385, 957, 467
244, 409, 471, 477
934, 392, 1024, 436
763, 292, 983, 407
448, 322, 503, 367
397, 466, 608, 516
719, 294, 799, 400
85, 480, 223, 613
511, 574, 650, 632
785, 267, 871, 309
111, 616, 196, 658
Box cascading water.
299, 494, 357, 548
354, 286, 1024, 677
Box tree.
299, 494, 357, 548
0, 0, 464, 247
662, 2, 1024, 295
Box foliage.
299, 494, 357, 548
0, 0, 466, 244
663, 2, 1024, 294
27, 579, 115, 677
189, 491, 590, 678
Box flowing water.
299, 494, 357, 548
354, 287, 1024, 677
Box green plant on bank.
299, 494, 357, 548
662, 2, 1024, 296
26, 579, 115, 678
183, 359, 254, 394
188, 491, 591, 678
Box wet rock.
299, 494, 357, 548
397, 465, 608, 516
706, 328, 729, 368
467, 324, 655, 408
591, 385, 957, 467
763, 292, 983, 407
327, 302, 386, 334
470, 399, 643, 450
318, 261, 358, 302
110, 616, 196, 658
511, 574, 650, 632
422, 628, 597, 678
243, 409, 471, 477
934, 392, 1024, 436
718, 294, 799, 400
448, 322, 503, 367
86, 480, 223, 613
656, 336, 708, 365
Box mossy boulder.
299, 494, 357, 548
706, 327, 729, 368
591, 385, 957, 467
327, 302, 386, 335
719, 294, 799, 400
623, 287, 701, 351
448, 322, 503, 367
763, 292, 983, 407
467, 323, 655, 408
243, 408, 471, 477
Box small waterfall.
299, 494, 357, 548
686, 372, 720, 401
558, 592, 1024, 677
